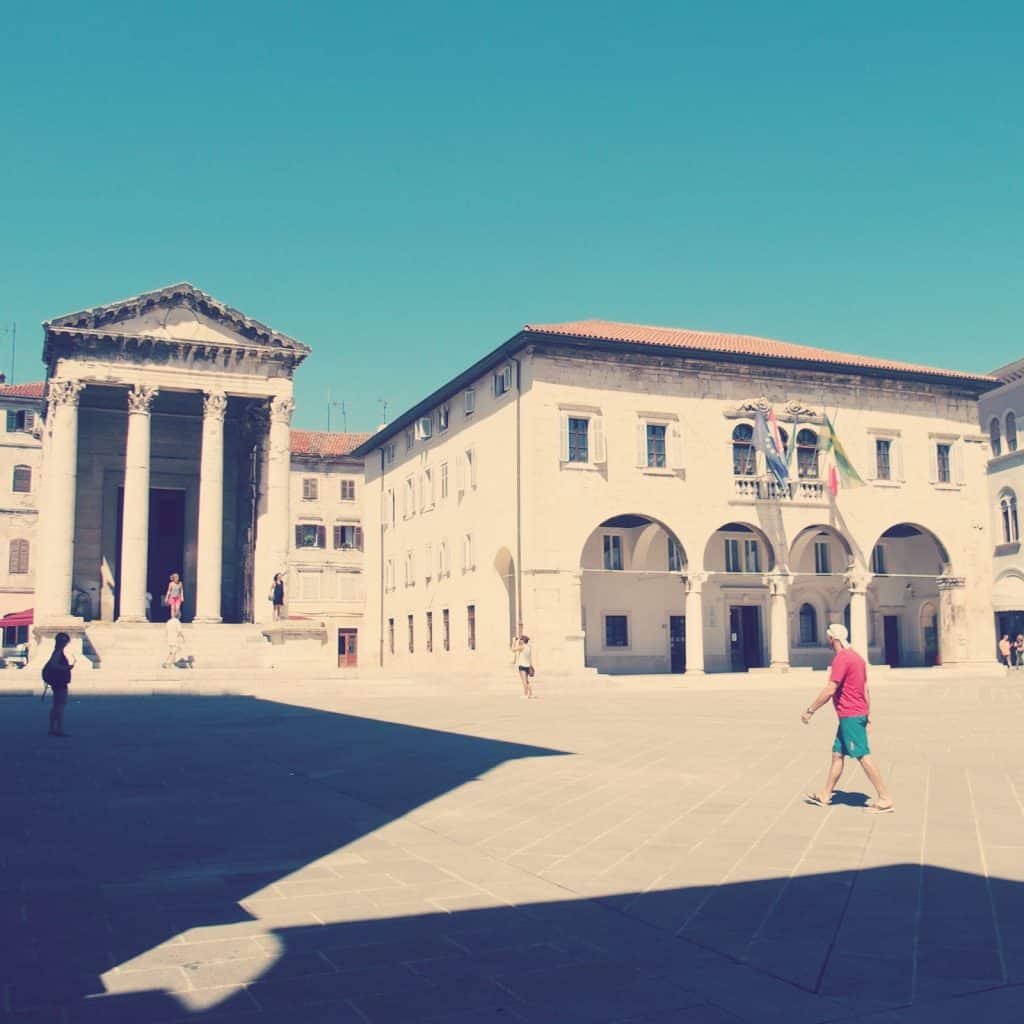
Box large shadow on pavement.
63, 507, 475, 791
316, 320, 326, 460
3, 694, 1021, 1024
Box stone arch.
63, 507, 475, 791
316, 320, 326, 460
788, 525, 855, 576
493, 547, 517, 645
870, 523, 952, 576
702, 521, 776, 574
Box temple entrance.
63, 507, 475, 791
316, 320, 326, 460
114, 487, 186, 621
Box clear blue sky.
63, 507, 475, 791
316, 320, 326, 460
2, 2, 1020, 431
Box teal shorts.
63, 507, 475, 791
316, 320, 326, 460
832, 715, 870, 758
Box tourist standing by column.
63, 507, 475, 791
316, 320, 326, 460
271, 574, 285, 621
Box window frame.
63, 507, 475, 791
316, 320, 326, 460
294, 523, 326, 549
11, 465, 31, 494
1007, 412, 1018, 453
813, 540, 831, 575
796, 429, 819, 480
8, 538, 29, 575
798, 602, 818, 645
603, 534, 623, 571
603, 613, 630, 649
731, 423, 756, 477
340, 479, 356, 501
464, 389, 476, 416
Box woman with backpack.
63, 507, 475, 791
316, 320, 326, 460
42, 632, 76, 737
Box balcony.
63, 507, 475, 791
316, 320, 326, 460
733, 477, 826, 503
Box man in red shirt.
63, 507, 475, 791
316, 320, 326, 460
801, 623, 894, 813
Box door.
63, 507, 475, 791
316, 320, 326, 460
338, 628, 358, 668
114, 487, 186, 621
729, 606, 763, 672
729, 607, 745, 671
669, 615, 686, 673
883, 616, 900, 667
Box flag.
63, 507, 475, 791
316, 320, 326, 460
768, 409, 790, 467
754, 409, 790, 486
823, 415, 864, 496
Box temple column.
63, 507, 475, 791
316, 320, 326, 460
36, 380, 84, 621
195, 390, 228, 623
846, 570, 871, 652
256, 396, 293, 623
937, 575, 967, 666
685, 572, 706, 675
118, 385, 158, 622
767, 571, 792, 670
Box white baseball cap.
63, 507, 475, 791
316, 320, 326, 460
826, 623, 849, 647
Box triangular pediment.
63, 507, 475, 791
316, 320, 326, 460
44, 283, 310, 356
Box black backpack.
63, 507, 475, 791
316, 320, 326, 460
41, 656, 71, 688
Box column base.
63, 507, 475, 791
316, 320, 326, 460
117, 614, 150, 624
685, 668, 706, 676
770, 661, 792, 671
193, 616, 223, 625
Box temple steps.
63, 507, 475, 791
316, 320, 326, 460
81, 621, 270, 672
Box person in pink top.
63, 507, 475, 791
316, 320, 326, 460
801, 623, 894, 813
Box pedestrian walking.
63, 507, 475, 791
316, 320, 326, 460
42, 632, 76, 737
271, 574, 285, 621
999, 634, 1012, 668
801, 623, 894, 813
164, 573, 184, 619
163, 615, 189, 668
513, 634, 536, 699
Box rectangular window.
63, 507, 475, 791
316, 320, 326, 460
603, 534, 623, 571
333, 525, 363, 550
463, 532, 475, 572
438, 404, 450, 431
404, 477, 415, 518
12, 466, 31, 493
408, 614, 414, 653
467, 605, 476, 650
422, 467, 434, 509
340, 479, 356, 501
814, 541, 830, 575
6, 410, 34, 433
744, 539, 760, 573
426, 611, 433, 653
936, 443, 952, 484
464, 389, 475, 416
302, 478, 318, 500
383, 443, 396, 466
388, 618, 395, 654
438, 540, 448, 578
294, 524, 326, 549
646, 424, 667, 468
404, 550, 415, 587
385, 558, 395, 591
493, 365, 512, 396
568, 417, 589, 463
405, 428, 415, 451
425, 543, 433, 581
875, 439, 892, 481
668, 537, 684, 572
605, 614, 629, 647
725, 538, 741, 573
465, 448, 476, 489
440, 461, 449, 500
871, 545, 886, 574
443, 608, 450, 651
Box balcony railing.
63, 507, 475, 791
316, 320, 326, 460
733, 477, 826, 502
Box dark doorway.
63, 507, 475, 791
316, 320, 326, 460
996, 611, 1024, 664
338, 628, 358, 668
149, 490, 186, 621
729, 606, 762, 672
669, 615, 686, 672
883, 615, 901, 667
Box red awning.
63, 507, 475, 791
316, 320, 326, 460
0, 609, 33, 628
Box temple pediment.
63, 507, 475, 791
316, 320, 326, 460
43, 283, 310, 374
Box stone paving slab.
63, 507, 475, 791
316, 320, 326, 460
2, 672, 1024, 1022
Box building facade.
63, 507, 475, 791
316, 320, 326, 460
357, 320, 998, 675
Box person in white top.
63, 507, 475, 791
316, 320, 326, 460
513, 634, 536, 699
163, 615, 189, 669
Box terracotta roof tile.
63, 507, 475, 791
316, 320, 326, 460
290, 430, 370, 458
524, 319, 996, 385
0, 382, 46, 399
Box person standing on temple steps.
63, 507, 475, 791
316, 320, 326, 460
271, 573, 285, 621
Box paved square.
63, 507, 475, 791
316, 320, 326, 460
3, 672, 1024, 1023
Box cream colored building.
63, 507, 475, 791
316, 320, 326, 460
979, 358, 1024, 646
357, 319, 998, 675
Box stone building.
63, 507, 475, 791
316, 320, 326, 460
356, 319, 997, 675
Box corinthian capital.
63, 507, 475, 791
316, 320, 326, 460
127, 384, 159, 414
270, 396, 295, 425
203, 390, 228, 421
47, 379, 84, 408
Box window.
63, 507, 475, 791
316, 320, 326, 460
421, 467, 434, 510
301, 478, 318, 500
1001, 492, 1020, 544
464, 389, 475, 416
416, 416, 433, 440
493, 365, 513, 396
383, 442, 396, 466
568, 417, 589, 463
438, 540, 449, 578
743, 539, 760, 573
668, 537, 684, 572
442, 608, 450, 651
408, 614, 414, 653
725, 538, 741, 573
425, 611, 433, 652
405, 428, 415, 451
457, 449, 477, 491
991, 418, 1003, 457
12, 465, 31, 493
333, 524, 363, 550
438, 404, 450, 432
603, 534, 623, 571
799, 603, 818, 645
388, 618, 395, 654
404, 476, 415, 518
383, 488, 396, 529
8, 539, 29, 575
294, 524, 326, 548
814, 541, 830, 575
404, 550, 415, 587
732, 424, 756, 476
875, 439, 892, 481
1008, 413, 1018, 453
466, 448, 476, 489
440, 461, 449, 500
463, 532, 475, 572
796, 429, 819, 479
936, 443, 952, 484
3, 624, 28, 646
385, 559, 395, 591
467, 605, 476, 650
871, 545, 886, 574
605, 615, 629, 647
425, 543, 433, 581
6, 410, 34, 433
646, 424, 667, 468
340, 479, 356, 501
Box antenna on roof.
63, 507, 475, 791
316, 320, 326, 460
378, 397, 389, 424
0, 323, 15, 384
326, 389, 346, 432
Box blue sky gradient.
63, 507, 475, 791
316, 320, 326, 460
2, 2, 1020, 430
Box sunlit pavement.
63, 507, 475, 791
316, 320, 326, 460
3, 670, 1023, 1023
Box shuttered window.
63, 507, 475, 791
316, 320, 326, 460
12, 465, 31, 493
8, 539, 29, 574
